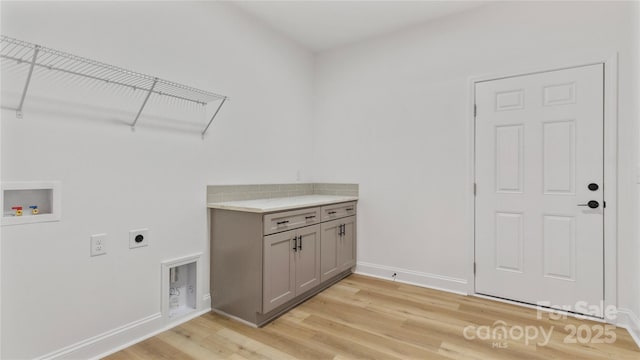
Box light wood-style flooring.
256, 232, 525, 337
106, 274, 640, 359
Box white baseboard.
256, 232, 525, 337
617, 308, 640, 349
355, 261, 469, 295
34, 312, 162, 360
34, 305, 212, 360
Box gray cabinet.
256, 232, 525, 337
320, 219, 340, 281
321, 216, 356, 283
263, 224, 320, 313
263, 207, 320, 235
339, 216, 356, 270
321, 201, 357, 222
295, 225, 322, 294
263, 230, 296, 313
210, 200, 356, 326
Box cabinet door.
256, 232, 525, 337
263, 230, 296, 313
295, 224, 321, 294
320, 219, 341, 283
339, 216, 357, 271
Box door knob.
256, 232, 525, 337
588, 183, 599, 191
578, 200, 599, 209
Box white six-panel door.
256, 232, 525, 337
475, 64, 604, 316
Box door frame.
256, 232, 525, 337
467, 53, 619, 318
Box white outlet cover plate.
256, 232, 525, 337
91, 233, 107, 256
129, 228, 149, 249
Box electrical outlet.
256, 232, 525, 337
91, 233, 107, 256
129, 228, 149, 249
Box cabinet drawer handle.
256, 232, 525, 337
346, 208, 354, 211
305, 215, 316, 219
277, 220, 289, 225
328, 211, 337, 215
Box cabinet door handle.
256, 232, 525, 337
277, 220, 289, 225
298, 235, 302, 251
292, 238, 297, 252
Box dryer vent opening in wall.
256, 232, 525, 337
161, 253, 201, 320
168, 263, 197, 318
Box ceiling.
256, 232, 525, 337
232, 1, 489, 52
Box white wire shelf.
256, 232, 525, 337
0, 35, 227, 137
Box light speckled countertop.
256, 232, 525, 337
207, 195, 358, 213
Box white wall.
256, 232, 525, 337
634, 0, 640, 341
2, 1, 639, 358
314, 0, 640, 314
1, 1, 314, 358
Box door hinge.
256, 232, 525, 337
473, 262, 476, 275
603, 201, 606, 208
473, 183, 477, 196
474, 104, 477, 117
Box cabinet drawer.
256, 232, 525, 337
320, 202, 357, 221
264, 207, 321, 235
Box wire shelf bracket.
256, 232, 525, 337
131, 77, 158, 131
1, 35, 228, 136
202, 97, 227, 139
15, 45, 40, 119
